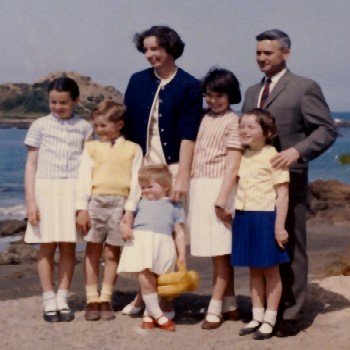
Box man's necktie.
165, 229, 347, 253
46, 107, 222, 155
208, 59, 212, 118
259, 78, 272, 108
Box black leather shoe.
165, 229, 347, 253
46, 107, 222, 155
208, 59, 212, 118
58, 308, 75, 322
252, 329, 273, 340
43, 311, 60, 322
275, 320, 299, 337
239, 322, 261, 336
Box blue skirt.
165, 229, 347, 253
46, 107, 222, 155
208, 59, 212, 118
231, 210, 289, 268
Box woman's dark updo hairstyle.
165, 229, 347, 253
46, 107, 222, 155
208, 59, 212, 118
201, 67, 241, 104
241, 108, 277, 144
134, 25, 185, 60
47, 77, 80, 101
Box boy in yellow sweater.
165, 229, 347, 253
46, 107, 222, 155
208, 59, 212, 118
76, 101, 142, 321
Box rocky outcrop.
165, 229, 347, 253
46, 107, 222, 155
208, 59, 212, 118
308, 179, 350, 225
0, 71, 124, 124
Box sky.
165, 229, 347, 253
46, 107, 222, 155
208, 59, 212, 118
1, 0, 350, 111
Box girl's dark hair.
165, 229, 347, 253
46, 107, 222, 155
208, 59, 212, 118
241, 108, 277, 144
47, 77, 80, 101
134, 26, 185, 60
201, 67, 241, 104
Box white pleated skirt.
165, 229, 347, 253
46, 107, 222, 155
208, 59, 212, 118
117, 230, 176, 278
188, 178, 235, 257
25, 178, 81, 243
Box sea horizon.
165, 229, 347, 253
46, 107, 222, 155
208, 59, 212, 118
1, 111, 350, 221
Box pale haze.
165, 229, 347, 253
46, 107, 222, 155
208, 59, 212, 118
1, 0, 349, 111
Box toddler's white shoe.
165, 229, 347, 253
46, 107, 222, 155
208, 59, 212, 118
122, 303, 143, 316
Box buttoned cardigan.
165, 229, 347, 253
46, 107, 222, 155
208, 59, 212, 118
123, 68, 203, 164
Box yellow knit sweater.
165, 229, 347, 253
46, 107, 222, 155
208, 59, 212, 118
85, 139, 140, 197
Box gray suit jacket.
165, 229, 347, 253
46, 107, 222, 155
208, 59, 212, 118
242, 70, 337, 170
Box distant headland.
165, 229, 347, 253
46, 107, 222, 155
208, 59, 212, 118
0, 71, 123, 128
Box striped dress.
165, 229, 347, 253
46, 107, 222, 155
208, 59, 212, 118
24, 114, 93, 243
188, 109, 241, 257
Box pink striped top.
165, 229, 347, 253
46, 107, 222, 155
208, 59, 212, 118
191, 109, 241, 178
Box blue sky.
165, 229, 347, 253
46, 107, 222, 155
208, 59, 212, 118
1, 0, 350, 110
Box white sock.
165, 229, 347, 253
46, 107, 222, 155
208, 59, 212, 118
43, 291, 57, 313
56, 289, 69, 311
206, 298, 222, 322
222, 296, 237, 312
245, 307, 265, 329
259, 309, 277, 334
142, 293, 162, 320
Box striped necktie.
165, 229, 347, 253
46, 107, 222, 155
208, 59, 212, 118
259, 78, 272, 108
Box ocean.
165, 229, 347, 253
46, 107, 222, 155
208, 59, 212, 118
1, 112, 350, 221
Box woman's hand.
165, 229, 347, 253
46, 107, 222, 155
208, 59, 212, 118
171, 175, 189, 202
76, 210, 91, 235
26, 200, 40, 226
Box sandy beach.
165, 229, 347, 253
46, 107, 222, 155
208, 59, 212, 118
1, 220, 350, 350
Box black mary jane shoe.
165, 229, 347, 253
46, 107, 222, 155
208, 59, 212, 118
58, 308, 75, 322
239, 321, 262, 336
252, 322, 274, 340
43, 311, 60, 322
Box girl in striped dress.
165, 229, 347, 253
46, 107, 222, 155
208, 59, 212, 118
24, 77, 93, 322
188, 68, 242, 329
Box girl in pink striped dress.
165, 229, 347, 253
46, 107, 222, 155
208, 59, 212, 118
188, 67, 242, 329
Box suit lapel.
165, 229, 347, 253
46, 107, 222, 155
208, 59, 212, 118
265, 71, 292, 107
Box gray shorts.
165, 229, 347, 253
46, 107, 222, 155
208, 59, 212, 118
84, 195, 125, 246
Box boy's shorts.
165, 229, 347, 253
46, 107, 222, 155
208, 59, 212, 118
84, 195, 126, 247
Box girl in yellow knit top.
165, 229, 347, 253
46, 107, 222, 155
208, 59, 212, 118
76, 101, 142, 321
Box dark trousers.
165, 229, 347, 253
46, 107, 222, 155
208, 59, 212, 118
279, 169, 308, 321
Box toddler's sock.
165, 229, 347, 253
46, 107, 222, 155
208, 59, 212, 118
222, 295, 238, 312
206, 298, 222, 322
244, 307, 265, 329
259, 309, 277, 334
56, 289, 69, 310
86, 284, 100, 304
43, 291, 57, 313
142, 293, 163, 320
100, 283, 113, 303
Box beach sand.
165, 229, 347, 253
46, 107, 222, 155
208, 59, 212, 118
1, 221, 350, 350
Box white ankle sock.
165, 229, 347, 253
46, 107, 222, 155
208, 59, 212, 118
43, 291, 57, 313
259, 309, 277, 334
142, 293, 162, 319
56, 289, 69, 310
244, 307, 265, 328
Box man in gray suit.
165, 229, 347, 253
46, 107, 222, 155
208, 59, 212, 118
242, 29, 337, 336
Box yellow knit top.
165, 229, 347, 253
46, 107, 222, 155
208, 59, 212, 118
84, 139, 140, 197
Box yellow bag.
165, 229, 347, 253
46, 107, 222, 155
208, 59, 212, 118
157, 264, 200, 300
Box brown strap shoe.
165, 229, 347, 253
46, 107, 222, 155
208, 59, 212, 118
100, 301, 116, 320
85, 302, 100, 321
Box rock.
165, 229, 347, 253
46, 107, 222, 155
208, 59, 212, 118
0, 241, 37, 265
0, 220, 26, 237
308, 179, 350, 225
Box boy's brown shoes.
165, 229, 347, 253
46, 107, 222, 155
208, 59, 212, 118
85, 302, 100, 321
100, 301, 116, 320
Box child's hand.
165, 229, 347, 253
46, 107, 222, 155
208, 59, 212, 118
177, 254, 186, 268
120, 221, 134, 240
26, 201, 40, 226
214, 206, 232, 228
275, 228, 289, 249
76, 210, 91, 235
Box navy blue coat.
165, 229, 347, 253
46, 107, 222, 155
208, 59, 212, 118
123, 68, 203, 164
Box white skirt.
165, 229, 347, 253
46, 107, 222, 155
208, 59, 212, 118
117, 230, 176, 278
188, 178, 235, 257
25, 179, 81, 243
